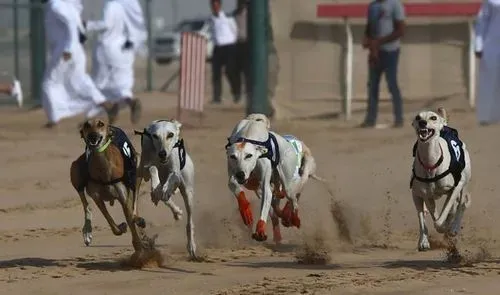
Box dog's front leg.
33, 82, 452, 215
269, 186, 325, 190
161, 172, 181, 202
252, 163, 273, 242
412, 194, 430, 251
228, 171, 253, 227
78, 191, 93, 246
149, 166, 162, 206
435, 181, 465, 232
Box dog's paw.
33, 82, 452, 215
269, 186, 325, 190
150, 187, 163, 206
82, 230, 92, 246
252, 220, 267, 242
117, 222, 128, 235
82, 222, 92, 246
134, 216, 146, 228
418, 235, 431, 251
280, 201, 294, 228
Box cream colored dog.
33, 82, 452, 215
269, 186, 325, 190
226, 114, 324, 242
134, 119, 197, 260
410, 108, 471, 251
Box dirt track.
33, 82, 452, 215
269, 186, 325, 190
0, 93, 499, 295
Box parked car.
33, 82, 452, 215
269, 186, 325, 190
153, 18, 214, 65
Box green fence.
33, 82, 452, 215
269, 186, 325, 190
0, 0, 154, 106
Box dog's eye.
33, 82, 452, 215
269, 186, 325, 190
245, 154, 252, 159
97, 121, 104, 128
415, 115, 421, 121
230, 155, 237, 160
167, 132, 174, 139
430, 116, 437, 121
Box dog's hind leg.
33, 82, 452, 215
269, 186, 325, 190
179, 186, 197, 260
118, 186, 145, 251
94, 198, 127, 235
270, 197, 282, 244
413, 195, 430, 251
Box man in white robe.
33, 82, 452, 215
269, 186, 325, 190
475, 0, 500, 125
85, 0, 147, 124
41, 0, 117, 128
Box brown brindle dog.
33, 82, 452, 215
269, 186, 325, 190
70, 118, 146, 251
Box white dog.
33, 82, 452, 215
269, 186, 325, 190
410, 108, 471, 251
134, 119, 197, 259
226, 116, 322, 242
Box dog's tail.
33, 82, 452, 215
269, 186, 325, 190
309, 173, 335, 198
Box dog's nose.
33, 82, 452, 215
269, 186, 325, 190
158, 150, 167, 159
88, 132, 100, 141
418, 120, 427, 128
235, 171, 245, 182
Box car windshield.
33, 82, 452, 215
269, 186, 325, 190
176, 20, 205, 32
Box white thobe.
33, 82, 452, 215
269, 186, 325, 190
87, 0, 134, 101
475, 0, 500, 124
42, 0, 106, 123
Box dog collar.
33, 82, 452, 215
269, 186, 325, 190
97, 138, 112, 153
417, 145, 444, 171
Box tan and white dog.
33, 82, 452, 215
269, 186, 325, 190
410, 108, 471, 251
226, 114, 323, 242
70, 119, 147, 251
134, 119, 198, 260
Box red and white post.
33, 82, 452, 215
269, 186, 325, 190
177, 31, 208, 123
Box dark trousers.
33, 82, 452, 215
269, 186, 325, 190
364, 49, 403, 125
234, 41, 250, 99
211, 44, 240, 102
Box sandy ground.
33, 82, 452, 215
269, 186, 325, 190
0, 93, 500, 295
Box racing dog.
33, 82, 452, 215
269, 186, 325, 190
70, 118, 146, 251
134, 119, 197, 260
410, 107, 471, 251
226, 117, 322, 241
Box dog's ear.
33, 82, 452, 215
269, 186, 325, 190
172, 119, 182, 130
437, 107, 448, 125
255, 145, 268, 156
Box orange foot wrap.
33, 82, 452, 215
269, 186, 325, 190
237, 192, 253, 226
281, 201, 301, 228
252, 220, 267, 241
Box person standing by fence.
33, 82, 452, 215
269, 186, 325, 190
474, 0, 500, 126
361, 0, 406, 128
85, 0, 146, 125
209, 0, 240, 105
233, 0, 280, 118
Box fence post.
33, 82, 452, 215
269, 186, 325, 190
248, 0, 269, 115
29, 0, 45, 102
145, 0, 153, 92
13, 0, 19, 80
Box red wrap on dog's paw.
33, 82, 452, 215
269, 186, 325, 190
252, 220, 267, 241
237, 192, 253, 226
281, 201, 300, 228
281, 201, 293, 227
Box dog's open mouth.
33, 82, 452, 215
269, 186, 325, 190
87, 135, 103, 147
418, 128, 435, 141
